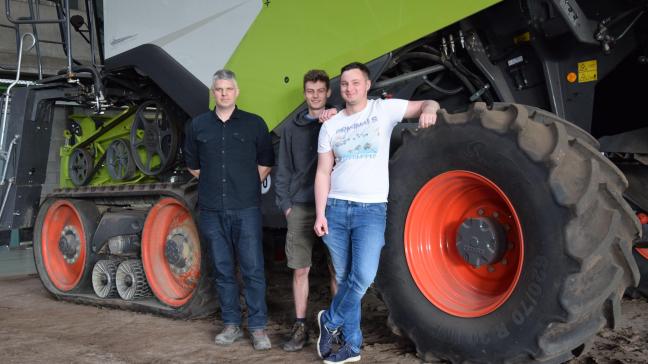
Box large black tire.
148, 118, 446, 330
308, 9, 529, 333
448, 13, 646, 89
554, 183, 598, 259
632, 249, 648, 297
377, 103, 640, 363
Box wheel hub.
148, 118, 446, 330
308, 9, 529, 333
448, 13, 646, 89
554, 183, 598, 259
404, 170, 524, 317
164, 228, 194, 275
144, 126, 159, 151
58, 225, 81, 264
456, 217, 507, 268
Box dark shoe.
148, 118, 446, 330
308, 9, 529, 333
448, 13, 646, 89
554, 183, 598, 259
251, 329, 272, 350
282, 321, 308, 352
214, 325, 243, 345
316, 310, 339, 359
323, 343, 361, 364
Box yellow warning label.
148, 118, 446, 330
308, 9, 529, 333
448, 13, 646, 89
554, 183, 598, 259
513, 32, 531, 44
577, 60, 597, 83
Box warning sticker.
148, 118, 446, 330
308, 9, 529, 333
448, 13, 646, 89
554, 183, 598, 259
577, 60, 597, 83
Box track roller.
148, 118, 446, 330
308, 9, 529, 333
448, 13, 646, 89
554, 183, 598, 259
116, 260, 151, 300
92, 260, 119, 298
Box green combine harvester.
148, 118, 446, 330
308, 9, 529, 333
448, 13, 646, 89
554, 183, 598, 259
1, 0, 646, 362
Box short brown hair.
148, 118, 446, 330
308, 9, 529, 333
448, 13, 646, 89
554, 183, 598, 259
340, 62, 370, 79
303, 69, 330, 91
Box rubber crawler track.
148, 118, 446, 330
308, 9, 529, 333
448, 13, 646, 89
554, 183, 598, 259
381, 102, 641, 363
33, 182, 217, 319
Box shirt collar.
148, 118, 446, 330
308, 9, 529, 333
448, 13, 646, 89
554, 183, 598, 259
213, 105, 241, 122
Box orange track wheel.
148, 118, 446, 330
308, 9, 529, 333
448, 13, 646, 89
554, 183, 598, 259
41, 200, 89, 291
142, 197, 201, 307
637, 212, 648, 260
404, 170, 524, 318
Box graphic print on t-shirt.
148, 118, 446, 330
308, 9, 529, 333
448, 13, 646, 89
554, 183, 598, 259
332, 115, 380, 162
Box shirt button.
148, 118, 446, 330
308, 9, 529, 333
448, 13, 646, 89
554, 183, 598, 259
222, 179, 226, 182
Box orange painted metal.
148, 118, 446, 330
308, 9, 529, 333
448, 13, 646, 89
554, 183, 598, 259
404, 171, 524, 318
141, 198, 201, 307
637, 212, 648, 260
41, 200, 87, 291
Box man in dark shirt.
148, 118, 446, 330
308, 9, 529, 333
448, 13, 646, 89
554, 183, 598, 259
184, 69, 274, 350
275, 70, 338, 352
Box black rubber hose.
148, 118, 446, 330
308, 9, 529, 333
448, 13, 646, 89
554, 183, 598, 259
396, 52, 478, 95
450, 55, 495, 104
57, 65, 105, 96
423, 73, 464, 96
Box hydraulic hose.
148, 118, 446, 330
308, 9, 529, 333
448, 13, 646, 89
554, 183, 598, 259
395, 51, 478, 96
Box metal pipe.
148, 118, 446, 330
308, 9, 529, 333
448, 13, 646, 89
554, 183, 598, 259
4, 0, 64, 24
64, 0, 73, 76
0, 135, 19, 184
1, 33, 35, 154
372, 65, 445, 89
27, 0, 43, 79
85, 0, 98, 66
0, 177, 14, 223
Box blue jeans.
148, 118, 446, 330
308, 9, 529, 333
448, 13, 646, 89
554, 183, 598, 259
321, 198, 387, 352
199, 207, 267, 329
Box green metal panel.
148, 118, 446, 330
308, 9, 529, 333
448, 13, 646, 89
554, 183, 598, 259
60, 109, 153, 188
226, 0, 500, 130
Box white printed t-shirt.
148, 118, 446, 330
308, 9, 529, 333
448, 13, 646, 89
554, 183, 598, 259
317, 98, 408, 203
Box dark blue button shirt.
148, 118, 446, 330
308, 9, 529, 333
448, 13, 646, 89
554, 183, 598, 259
184, 107, 275, 211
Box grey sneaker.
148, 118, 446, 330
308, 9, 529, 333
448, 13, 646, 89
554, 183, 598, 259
282, 321, 308, 352
214, 325, 243, 345
251, 329, 272, 350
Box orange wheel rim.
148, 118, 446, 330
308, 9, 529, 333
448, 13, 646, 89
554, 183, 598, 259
639, 248, 648, 260
405, 171, 524, 318
637, 213, 648, 260
41, 200, 87, 291
142, 198, 200, 307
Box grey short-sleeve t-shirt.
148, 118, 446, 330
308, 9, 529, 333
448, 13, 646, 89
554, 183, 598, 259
318, 98, 408, 203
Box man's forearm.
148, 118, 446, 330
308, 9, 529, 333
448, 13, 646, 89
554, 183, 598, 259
258, 165, 272, 181
421, 100, 440, 114
188, 168, 200, 178
314, 171, 330, 218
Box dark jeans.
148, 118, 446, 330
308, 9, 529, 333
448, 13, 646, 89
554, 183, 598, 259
199, 207, 267, 329
321, 198, 387, 352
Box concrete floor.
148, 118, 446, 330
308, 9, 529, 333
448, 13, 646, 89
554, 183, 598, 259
0, 245, 36, 278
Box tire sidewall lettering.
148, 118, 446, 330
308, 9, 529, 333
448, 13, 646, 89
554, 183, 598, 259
511, 256, 547, 326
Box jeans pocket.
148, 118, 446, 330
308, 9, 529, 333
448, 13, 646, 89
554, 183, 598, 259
369, 202, 387, 216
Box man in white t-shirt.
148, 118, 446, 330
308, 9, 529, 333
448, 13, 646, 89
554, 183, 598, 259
313, 62, 439, 363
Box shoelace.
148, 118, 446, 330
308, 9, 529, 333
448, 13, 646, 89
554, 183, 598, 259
290, 329, 304, 340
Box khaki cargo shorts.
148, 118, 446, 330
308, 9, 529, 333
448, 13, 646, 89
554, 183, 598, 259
285, 203, 320, 269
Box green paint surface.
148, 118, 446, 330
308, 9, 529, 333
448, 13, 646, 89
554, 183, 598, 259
60, 109, 154, 188
226, 0, 500, 130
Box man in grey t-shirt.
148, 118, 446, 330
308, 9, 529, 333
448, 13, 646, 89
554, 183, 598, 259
313, 62, 439, 363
